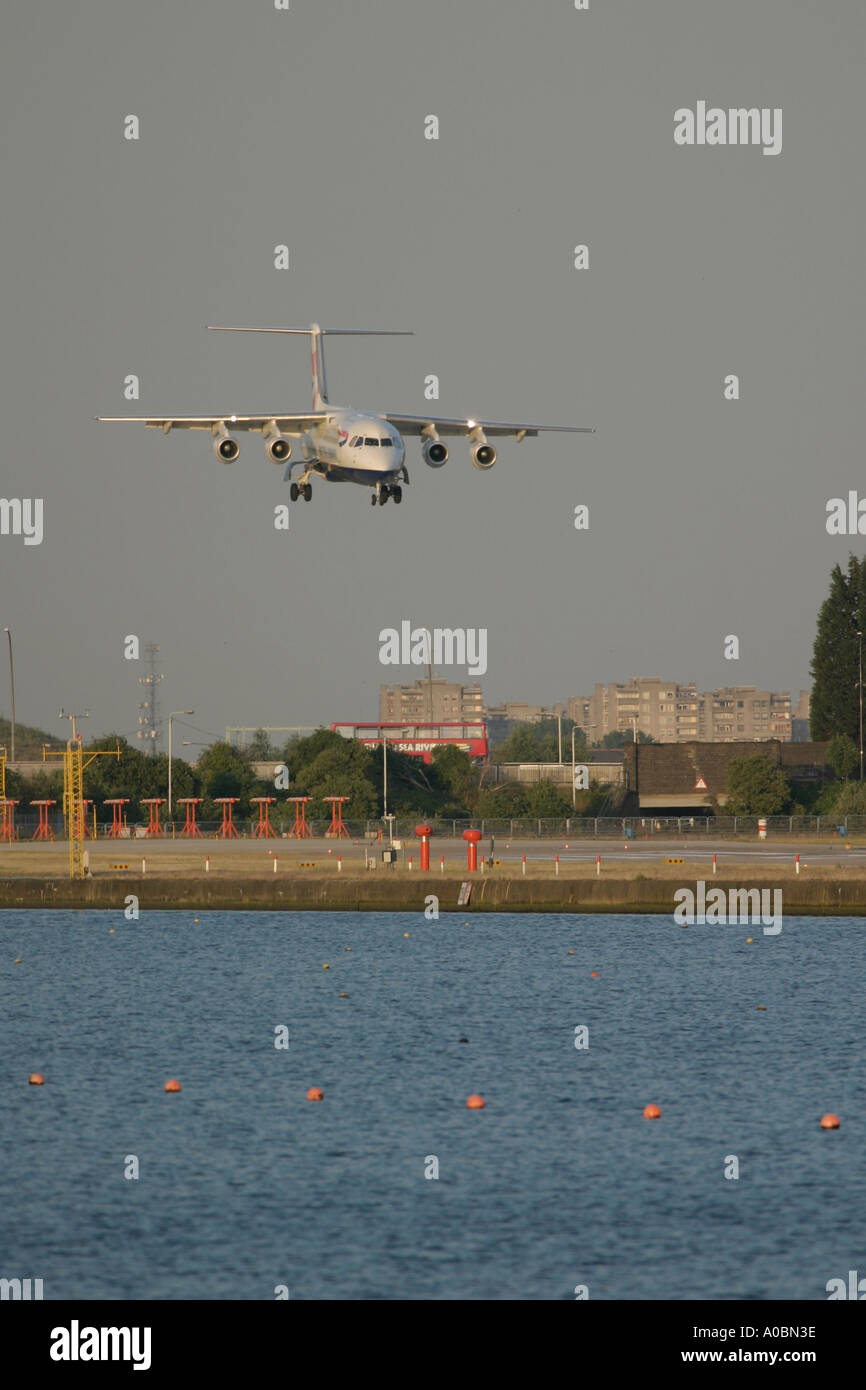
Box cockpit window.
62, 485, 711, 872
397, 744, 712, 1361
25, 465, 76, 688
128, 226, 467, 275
350, 436, 361, 447
364, 437, 379, 446
380, 438, 393, 446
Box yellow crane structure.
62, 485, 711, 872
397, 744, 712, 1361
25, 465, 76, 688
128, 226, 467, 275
42, 739, 121, 879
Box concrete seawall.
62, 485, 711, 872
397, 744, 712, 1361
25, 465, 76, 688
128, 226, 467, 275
0, 875, 862, 914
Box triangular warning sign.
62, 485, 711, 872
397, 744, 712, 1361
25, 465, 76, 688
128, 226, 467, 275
694, 776, 708, 790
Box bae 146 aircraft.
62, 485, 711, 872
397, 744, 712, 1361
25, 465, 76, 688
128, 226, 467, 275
98, 325, 593, 506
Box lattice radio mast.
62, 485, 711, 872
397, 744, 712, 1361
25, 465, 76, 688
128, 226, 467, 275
138, 642, 164, 755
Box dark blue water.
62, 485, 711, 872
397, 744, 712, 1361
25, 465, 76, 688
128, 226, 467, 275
1, 909, 863, 1300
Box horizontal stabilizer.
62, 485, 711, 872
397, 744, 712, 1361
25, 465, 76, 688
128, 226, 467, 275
207, 327, 413, 336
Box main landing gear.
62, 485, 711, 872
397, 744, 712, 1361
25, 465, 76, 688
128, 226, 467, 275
372, 483, 402, 506
290, 482, 313, 502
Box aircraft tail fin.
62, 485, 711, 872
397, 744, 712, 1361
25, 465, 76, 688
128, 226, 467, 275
208, 325, 413, 411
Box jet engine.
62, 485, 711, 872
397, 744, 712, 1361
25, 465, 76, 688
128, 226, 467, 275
265, 434, 292, 463
212, 427, 240, 463
422, 438, 449, 468
470, 441, 497, 470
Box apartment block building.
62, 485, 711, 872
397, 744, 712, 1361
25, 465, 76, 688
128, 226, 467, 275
378, 677, 809, 747
379, 678, 485, 724
567, 679, 801, 744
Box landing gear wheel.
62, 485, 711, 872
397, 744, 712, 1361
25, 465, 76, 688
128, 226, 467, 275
289, 482, 299, 501
370, 492, 377, 506
378, 490, 388, 506
303, 483, 313, 501
392, 486, 402, 504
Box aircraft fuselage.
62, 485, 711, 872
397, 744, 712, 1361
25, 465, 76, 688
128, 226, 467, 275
303, 408, 405, 485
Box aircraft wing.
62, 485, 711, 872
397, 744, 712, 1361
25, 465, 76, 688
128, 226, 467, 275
382, 414, 594, 440
96, 413, 327, 434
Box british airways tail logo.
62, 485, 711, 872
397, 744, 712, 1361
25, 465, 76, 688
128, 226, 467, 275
338, 428, 349, 447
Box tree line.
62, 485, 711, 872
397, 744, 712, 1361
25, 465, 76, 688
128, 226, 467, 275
4, 555, 864, 823
2, 728, 610, 826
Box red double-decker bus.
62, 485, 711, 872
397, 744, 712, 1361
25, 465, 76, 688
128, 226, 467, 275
331, 721, 488, 763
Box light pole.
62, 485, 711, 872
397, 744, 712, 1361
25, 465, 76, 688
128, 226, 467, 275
168, 710, 194, 815
59, 708, 89, 742
571, 726, 578, 809
3, 628, 14, 763
557, 711, 562, 765
383, 730, 388, 820
858, 631, 863, 781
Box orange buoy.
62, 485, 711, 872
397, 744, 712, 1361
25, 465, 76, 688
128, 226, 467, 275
820, 1113, 840, 1129
28, 1073, 44, 1085
466, 1094, 485, 1109
322, 963, 330, 970
307, 1086, 324, 1101
643, 1103, 661, 1119
590, 971, 599, 978
164, 1079, 182, 1093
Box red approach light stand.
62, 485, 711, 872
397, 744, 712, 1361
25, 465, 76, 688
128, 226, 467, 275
141, 799, 166, 838
214, 797, 240, 839
31, 800, 56, 841
251, 796, 277, 838
287, 796, 313, 839
177, 798, 203, 838
323, 796, 350, 840
104, 798, 130, 839
0, 799, 19, 842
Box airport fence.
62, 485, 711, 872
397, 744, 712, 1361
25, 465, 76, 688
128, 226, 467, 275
7, 813, 866, 841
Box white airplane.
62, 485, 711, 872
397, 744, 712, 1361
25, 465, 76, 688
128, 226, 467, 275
99, 325, 593, 506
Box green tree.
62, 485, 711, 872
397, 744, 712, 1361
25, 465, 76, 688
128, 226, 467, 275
491, 718, 585, 764
827, 733, 859, 781
598, 730, 654, 748
294, 741, 379, 820
725, 756, 791, 815
196, 742, 257, 810
280, 727, 346, 776
524, 779, 572, 816
87, 735, 185, 819
810, 555, 866, 740
248, 728, 277, 760
476, 782, 531, 819
832, 781, 866, 818
429, 745, 478, 812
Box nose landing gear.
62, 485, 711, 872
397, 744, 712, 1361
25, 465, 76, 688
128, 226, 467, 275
371, 483, 403, 507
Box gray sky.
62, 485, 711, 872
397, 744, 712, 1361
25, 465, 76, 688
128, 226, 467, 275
1, 0, 863, 749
